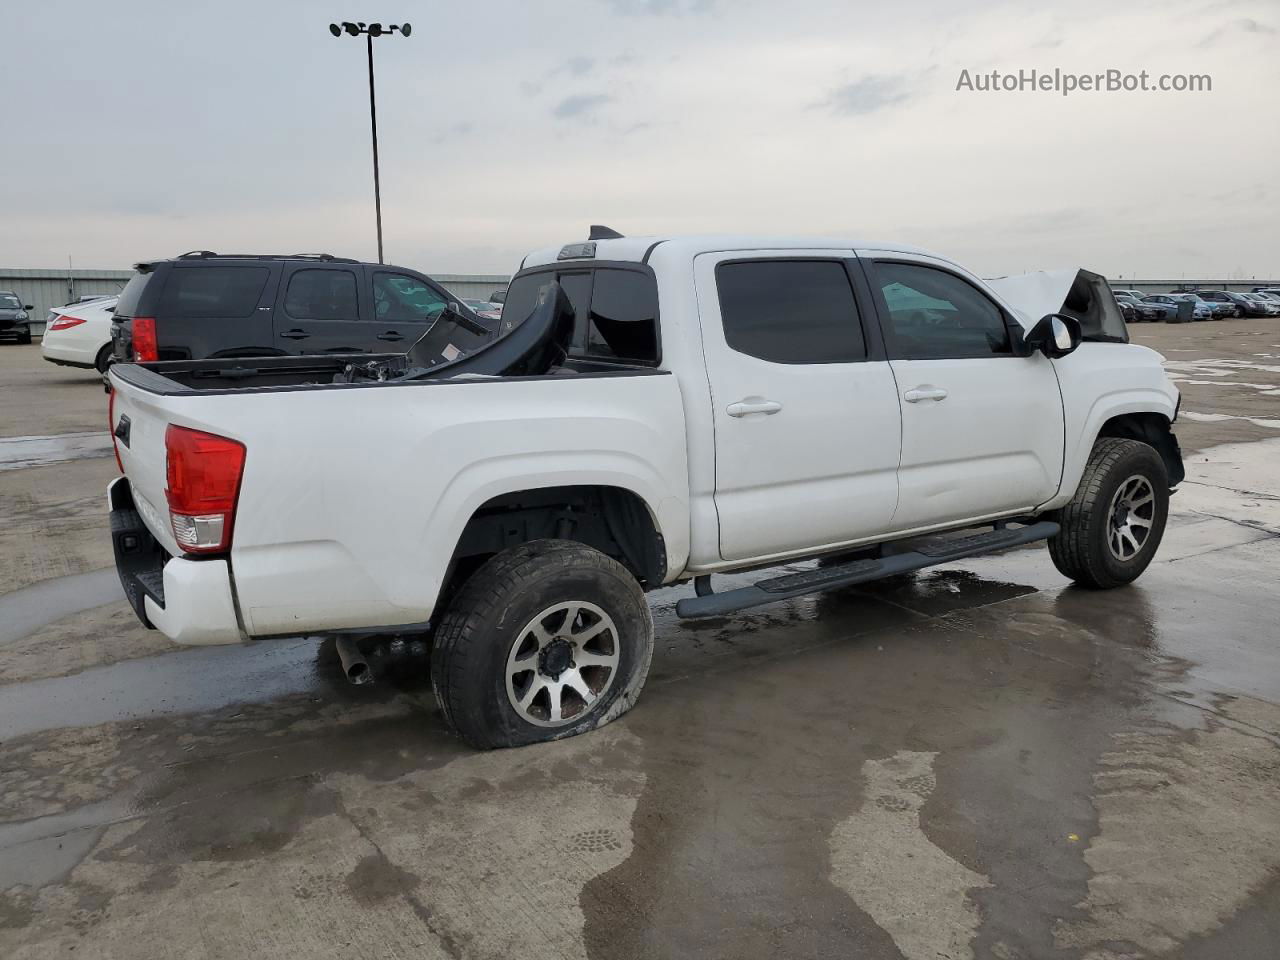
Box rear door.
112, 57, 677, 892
273, 264, 372, 353
860, 252, 1065, 530
694, 251, 902, 562
152, 263, 280, 360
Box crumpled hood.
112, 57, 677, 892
986, 267, 1129, 344
985, 269, 1079, 327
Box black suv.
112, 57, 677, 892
111, 252, 484, 362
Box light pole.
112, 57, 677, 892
328, 20, 412, 264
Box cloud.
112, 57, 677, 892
1198, 16, 1276, 46
822, 75, 912, 116
553, 93, 612, 120
601, 0, 715, 15
561, 56, 596, 76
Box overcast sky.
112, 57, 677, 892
2, 0, 1277, 280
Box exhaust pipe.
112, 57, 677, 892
335, 636, 373, 685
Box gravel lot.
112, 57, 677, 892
2, 322, 1278, 960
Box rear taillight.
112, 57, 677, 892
107, 389, 123, 472
49, 315, 87, 331
164, 425, 246, 554
132, 316, 159, 362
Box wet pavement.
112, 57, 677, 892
2, 328, 1279, 959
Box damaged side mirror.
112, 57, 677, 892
1023, 313, 1082, 359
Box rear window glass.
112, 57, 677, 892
158, 266, 271, 319
114, 272, 152, 318
501, 267, 660, 365
583, 269, 659, 363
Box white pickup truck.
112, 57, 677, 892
107, 230, 1183, 748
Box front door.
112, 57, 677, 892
694, 252, 903, 562
370, 269, 452, 350
861, 253, 1065, 531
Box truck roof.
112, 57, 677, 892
518, 234, 947, 271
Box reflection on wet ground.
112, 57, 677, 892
3, 449, 1280, 958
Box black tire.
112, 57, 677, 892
1047, 438, 1169, 589
16, 327, 32, 345
430, 539, 654, 749
94, 343, 114, 374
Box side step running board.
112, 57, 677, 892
675, 521, 1060, 620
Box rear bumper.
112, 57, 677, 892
108, 477, 244, 645
41, 339, 97, 366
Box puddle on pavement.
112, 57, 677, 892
0, 432, 114, 471
0, 568, 122, 646
0, 637, 340, 739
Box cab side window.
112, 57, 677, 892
715, 259, 866, 364
874, 262, 1012, 360
373, 273, 448, 323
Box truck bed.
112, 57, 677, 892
106, 357, 691, 641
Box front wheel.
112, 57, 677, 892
1047, 438, 1169, 589
16, 327, 32, 345
430, 540, 654, 749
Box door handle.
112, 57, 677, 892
903, 386, 948, 403
376, 331, 404, 342
727, 398, 783, 417
279, 329, 310, 340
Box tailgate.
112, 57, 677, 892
108, 368, 199, 556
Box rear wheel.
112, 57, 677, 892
430, 540, 654, 749
1047, 438, 1169, 589
94, 344, 114, 374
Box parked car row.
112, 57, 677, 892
1113, 286, 1280, 321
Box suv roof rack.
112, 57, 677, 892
174, 251, 359, 263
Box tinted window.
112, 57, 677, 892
498, 267, 660, 364
558, 272, 593, 336
158, 266, 270, 319
500, 273, 548, 331
581, 269, 659, 363
499, 270, 591, 337
114, 271, 153, 318
284, 269, 359, 321
373, 272, 447, 323
715, 260, 865, 364
875, 262, 1011, 360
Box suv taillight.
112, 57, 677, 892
165, 425, 246, 554
133, 316, 159, 362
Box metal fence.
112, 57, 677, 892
0, 269, 133, 334
1, 268, 511, 336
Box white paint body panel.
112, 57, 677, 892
39, 297, 115, 367
856, 250, 1065, 528
691, 249, 901, 560
109, 234, 1178, 645
110, 370, 690, 640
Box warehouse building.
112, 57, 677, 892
1, 268, 512, 336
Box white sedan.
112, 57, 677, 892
41, 296, 118, 373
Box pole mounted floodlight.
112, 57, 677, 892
327, 21, 412, 263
